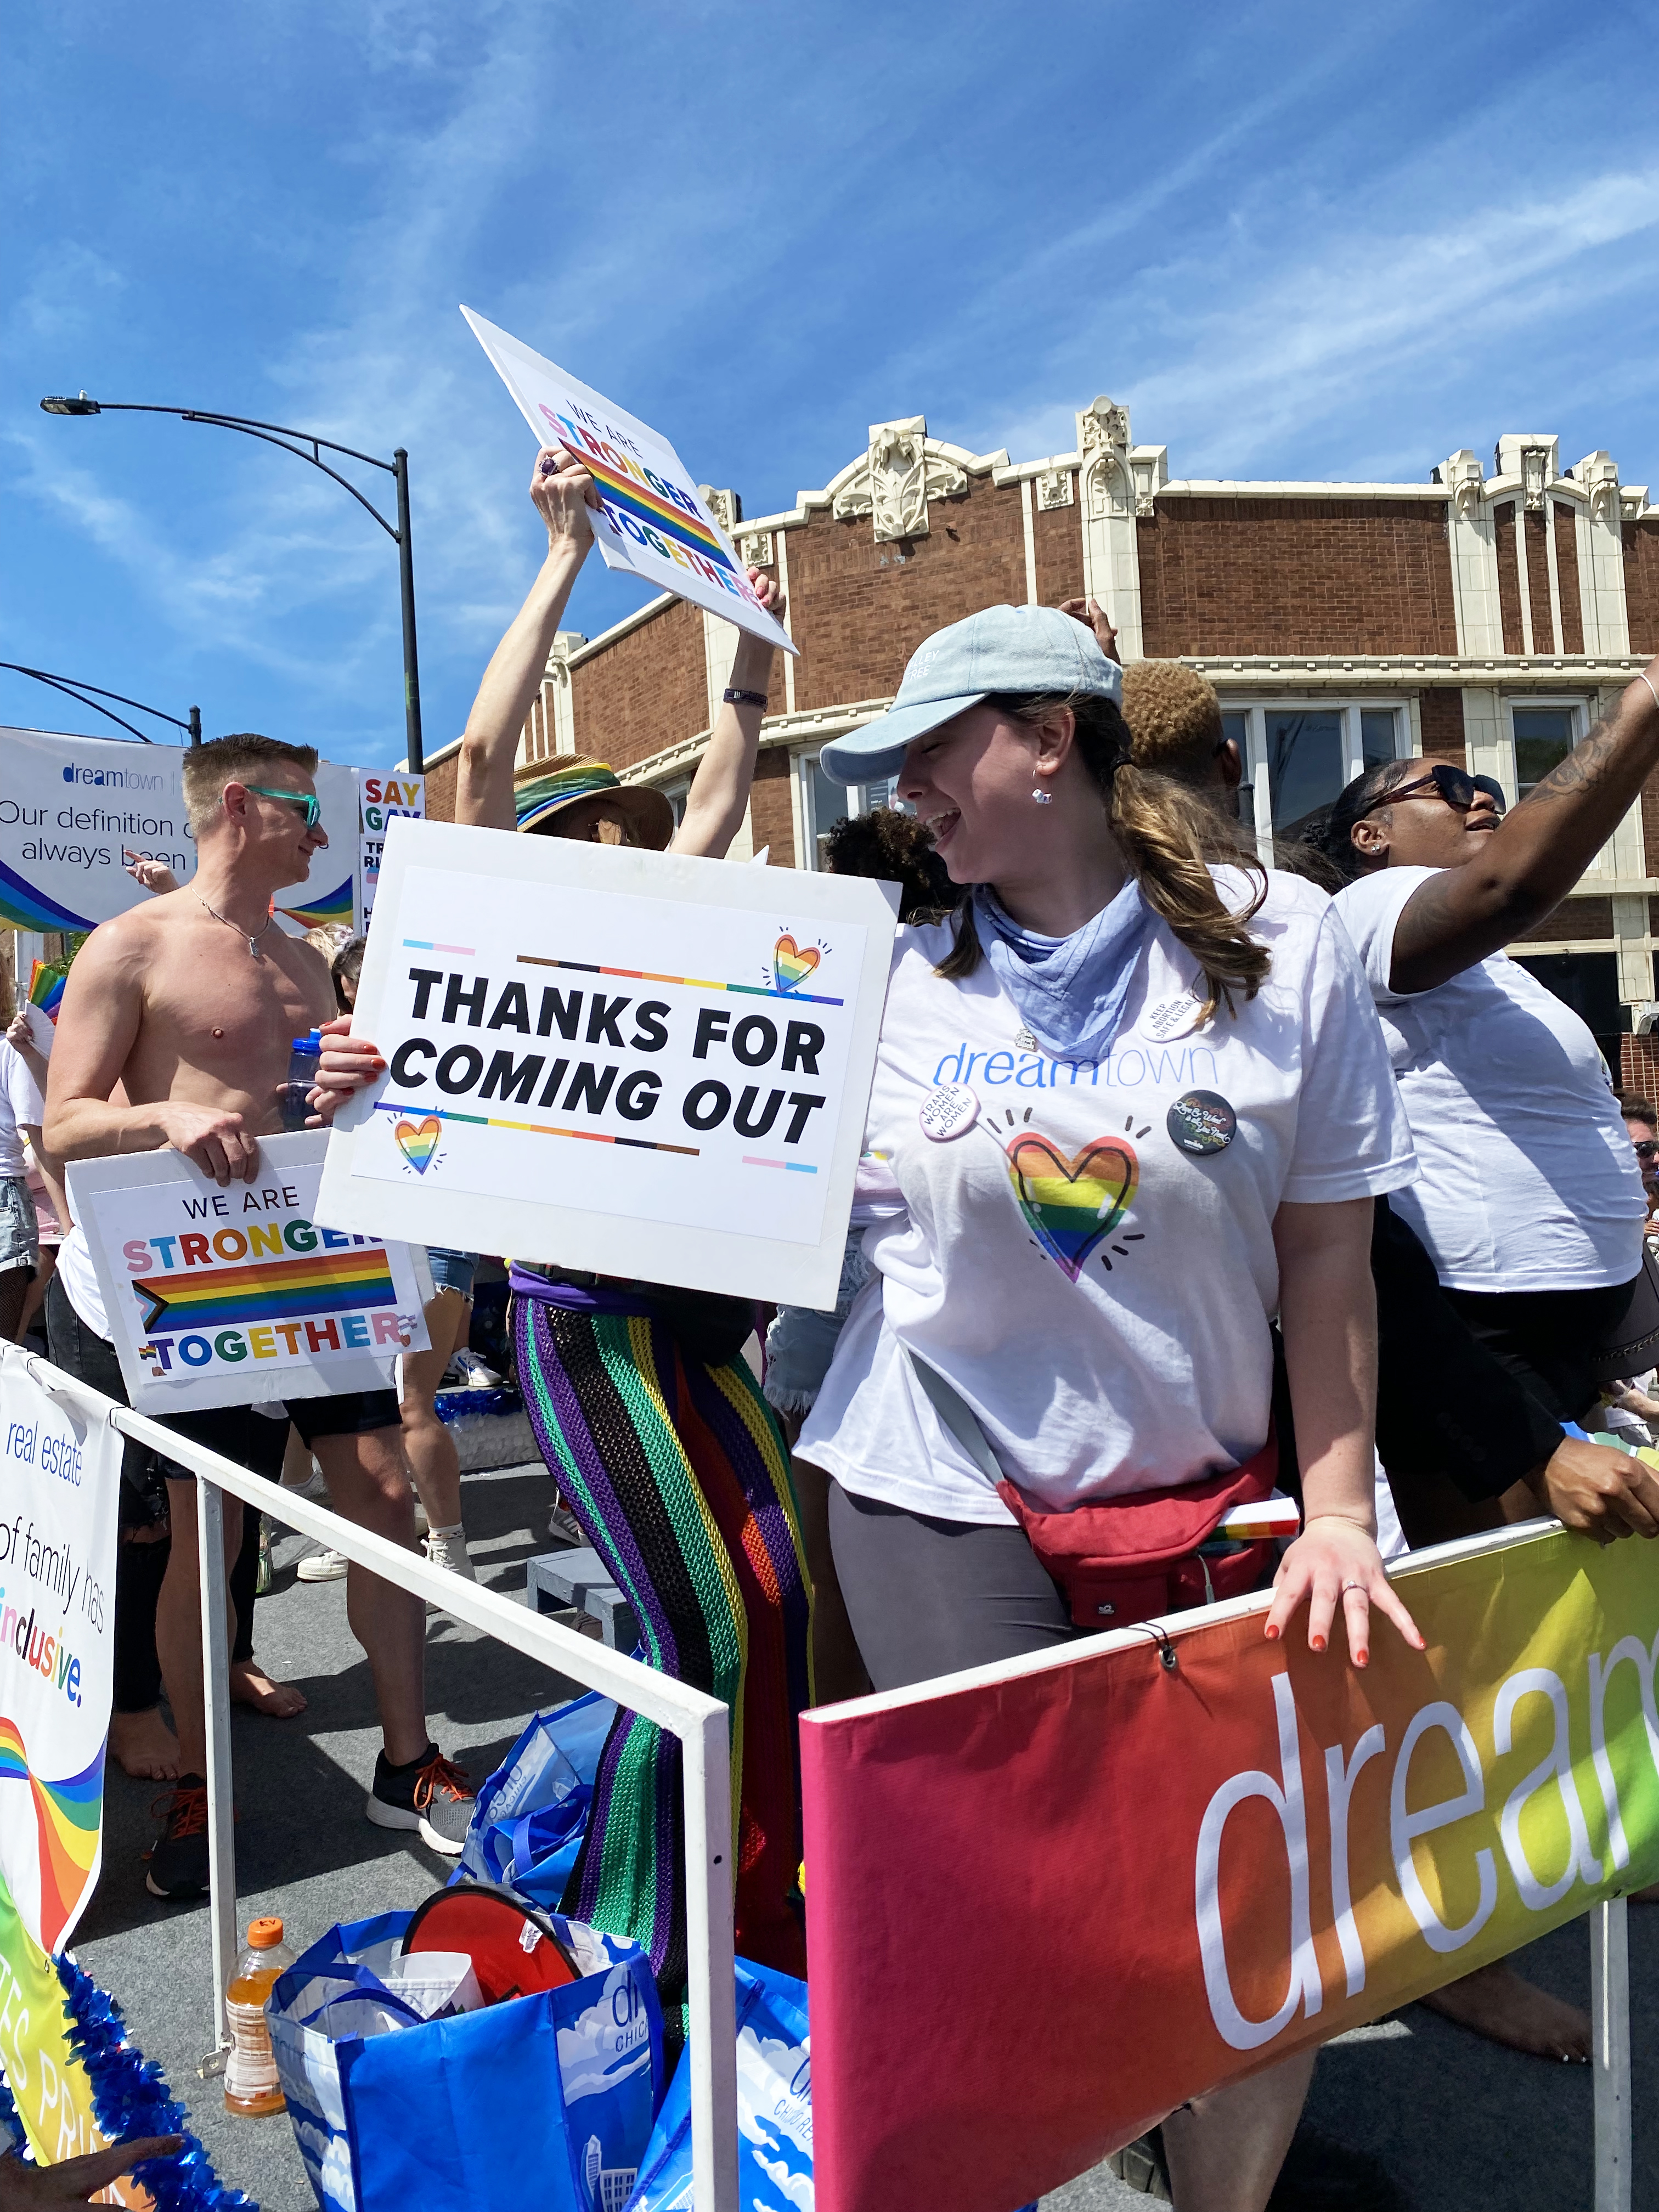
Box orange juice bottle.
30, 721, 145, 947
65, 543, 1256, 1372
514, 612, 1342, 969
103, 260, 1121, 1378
223, 1916, 296, 2117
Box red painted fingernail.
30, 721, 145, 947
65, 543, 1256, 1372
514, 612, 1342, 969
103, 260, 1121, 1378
1311, 1636, 1327, 1653
1264, 1623, 1279, 1640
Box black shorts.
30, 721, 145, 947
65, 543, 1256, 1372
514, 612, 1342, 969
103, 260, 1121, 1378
1439, 1275, 1640, 1431
46, 1276, 399, 1497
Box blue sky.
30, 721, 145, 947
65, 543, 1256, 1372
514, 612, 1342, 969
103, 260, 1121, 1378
5, 0, 1658, 773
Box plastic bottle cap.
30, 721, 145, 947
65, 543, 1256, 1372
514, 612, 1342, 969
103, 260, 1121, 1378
247, 1917, 284, 1948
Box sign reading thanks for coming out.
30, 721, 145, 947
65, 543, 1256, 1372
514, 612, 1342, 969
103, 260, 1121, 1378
318, 817, 896, 1308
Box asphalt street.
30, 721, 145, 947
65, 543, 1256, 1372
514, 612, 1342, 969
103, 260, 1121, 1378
69, 1459, 1656, 2212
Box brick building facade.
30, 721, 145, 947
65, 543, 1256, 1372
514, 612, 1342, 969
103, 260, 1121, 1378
420, 400, 1659, 1077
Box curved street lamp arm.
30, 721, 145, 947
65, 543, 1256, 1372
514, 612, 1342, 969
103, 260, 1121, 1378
0, 662, 198, 744
89, 404, 399, 541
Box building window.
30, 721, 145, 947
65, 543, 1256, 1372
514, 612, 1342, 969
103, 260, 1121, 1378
659, 775, 691, 828
1516, 951, 1627, 1073
1217, 702, 1409, 857
1509, 703, 1579, 800
798, 751, 912, 868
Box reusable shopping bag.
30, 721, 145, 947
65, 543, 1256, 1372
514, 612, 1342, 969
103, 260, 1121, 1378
268, 1905, 663, 2212
457, 1690, 615, 1901
624, 1957, 812, 2212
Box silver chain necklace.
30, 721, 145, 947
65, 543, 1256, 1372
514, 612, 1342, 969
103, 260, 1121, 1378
199, 894, 278, 960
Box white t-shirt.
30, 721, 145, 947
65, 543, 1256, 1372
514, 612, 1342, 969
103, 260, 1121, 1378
0, 1041, 44, 1182
1332, 866, 1644, 1293
800, 869, 1418, 1525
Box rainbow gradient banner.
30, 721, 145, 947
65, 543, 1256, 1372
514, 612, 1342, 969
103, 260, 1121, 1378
0, 1347, 120, 1962
802, 1521, 1659, 2212
65, 1131, 431, 1414
462, 308, 796, 657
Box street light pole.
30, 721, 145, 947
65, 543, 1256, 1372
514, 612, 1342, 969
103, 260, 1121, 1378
40, 393, 424, 772
393, 448, 423, 774
0, 662, 200, 746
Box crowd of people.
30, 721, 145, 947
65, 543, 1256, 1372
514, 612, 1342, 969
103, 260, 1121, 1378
3, 435, 1657, 2211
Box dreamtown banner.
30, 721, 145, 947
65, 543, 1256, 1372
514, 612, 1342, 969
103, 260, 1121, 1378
800, 1522, 1659, 2212
0, 725, 361, 939
0, 1347, 130, 2180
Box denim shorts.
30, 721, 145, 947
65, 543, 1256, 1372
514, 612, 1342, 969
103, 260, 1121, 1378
0, 1176, 38, 1275
426, 1246, 478, 1298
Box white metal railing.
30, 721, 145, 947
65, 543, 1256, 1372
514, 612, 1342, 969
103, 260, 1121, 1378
16, 1346, 1638, 2210
10, 1348, 739, 2212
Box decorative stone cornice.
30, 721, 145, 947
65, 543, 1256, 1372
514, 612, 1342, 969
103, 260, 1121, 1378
829, 417, 972, 541
1187, 652, 1650, 690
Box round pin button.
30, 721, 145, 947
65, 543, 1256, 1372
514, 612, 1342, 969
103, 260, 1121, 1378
1141, 992, 1206, 1043
919, 1084, 981, 1142
1166, 1090, 1236, 1155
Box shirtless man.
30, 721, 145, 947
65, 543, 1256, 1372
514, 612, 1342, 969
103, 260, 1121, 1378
45, 733, 473, 1897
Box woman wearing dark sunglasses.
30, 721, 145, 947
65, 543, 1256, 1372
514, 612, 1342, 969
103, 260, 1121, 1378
1318, 675, 1659, 2055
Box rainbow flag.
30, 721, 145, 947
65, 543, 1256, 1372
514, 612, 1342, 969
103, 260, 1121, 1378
129, 1245, 395, 1335
26, 960, 68, 1026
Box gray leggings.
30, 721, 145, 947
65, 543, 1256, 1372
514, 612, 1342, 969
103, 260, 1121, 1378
827, 1482, 1074, 1692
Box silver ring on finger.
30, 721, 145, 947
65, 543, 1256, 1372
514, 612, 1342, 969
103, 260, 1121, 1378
1340, 1582, 1367, 1595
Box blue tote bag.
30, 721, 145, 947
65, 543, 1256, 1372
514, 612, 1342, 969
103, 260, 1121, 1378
268, 1906, 662, 2212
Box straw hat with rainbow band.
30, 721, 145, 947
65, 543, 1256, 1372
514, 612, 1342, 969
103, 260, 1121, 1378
512, 755, 674, 849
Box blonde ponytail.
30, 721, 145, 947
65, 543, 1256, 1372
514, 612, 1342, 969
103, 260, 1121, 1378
935, 691, 1269, 1014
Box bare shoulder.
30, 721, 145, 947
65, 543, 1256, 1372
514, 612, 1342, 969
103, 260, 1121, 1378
68, 900, 173, 983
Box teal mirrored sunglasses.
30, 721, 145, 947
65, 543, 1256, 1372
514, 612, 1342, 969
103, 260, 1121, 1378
244, 783, 322, 828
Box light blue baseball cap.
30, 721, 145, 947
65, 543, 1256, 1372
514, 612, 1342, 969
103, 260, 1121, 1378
819, 603, 1123, 785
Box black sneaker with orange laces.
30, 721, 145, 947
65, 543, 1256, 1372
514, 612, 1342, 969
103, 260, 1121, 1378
145, 1774, 210, 1899
365, 1743, 475, 1855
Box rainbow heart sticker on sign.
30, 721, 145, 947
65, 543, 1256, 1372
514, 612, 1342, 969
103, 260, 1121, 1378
394, 1115, 444, 1175
1006, 1131, 1138, 1281
774, 935, 821, 994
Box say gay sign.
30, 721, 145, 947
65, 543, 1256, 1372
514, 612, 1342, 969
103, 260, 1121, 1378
66, 1133, 431, 1413
318, 819, 895, 1307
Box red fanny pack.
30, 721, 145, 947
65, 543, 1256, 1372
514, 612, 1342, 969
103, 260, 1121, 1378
996, 1434, 1279, 1630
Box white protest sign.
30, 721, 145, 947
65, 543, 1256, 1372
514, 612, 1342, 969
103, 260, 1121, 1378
360, 772, 424, 927
462, 307, 796, 659
317, 817, 895, 1307
0, 725, 360, 938
65, 1132, 431, 1414
0, 1347, 121, 1951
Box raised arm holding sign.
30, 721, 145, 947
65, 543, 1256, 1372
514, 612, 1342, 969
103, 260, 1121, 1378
454, 442, 786, 860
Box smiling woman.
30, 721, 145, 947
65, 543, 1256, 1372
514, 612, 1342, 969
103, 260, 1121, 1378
791, 600, 1426, 2212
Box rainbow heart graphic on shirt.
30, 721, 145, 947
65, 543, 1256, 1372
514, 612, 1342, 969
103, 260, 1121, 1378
393, 1115, 443, 1175
774, 935, 821, 993
1005, 1131, 1138, 1282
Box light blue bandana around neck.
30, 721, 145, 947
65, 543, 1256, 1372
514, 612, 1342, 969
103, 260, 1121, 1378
971, 877, 1152, 1061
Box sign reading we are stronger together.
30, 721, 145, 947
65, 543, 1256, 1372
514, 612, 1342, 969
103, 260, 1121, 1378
462, 307, 796, 657
318, 819, 896, 1307
67, 1133, 431, 1414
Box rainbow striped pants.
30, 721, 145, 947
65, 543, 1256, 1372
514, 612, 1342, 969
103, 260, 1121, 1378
512, 1286, 812, 2013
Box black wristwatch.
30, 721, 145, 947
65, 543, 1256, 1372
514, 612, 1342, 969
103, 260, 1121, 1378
723, 687, 769, 709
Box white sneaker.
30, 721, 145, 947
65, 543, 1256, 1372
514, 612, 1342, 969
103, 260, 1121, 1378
296, 1548, 348, 1582
425, 1528, 477, 1581
446, 1348, 503, 1389
546, 1503, 584, 1548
